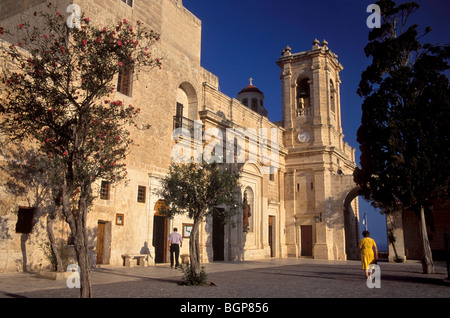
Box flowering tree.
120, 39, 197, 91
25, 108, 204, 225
0, 5, 161, 297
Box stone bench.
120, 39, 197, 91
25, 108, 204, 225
121, 254, 147, 267
180, 254, 189, 264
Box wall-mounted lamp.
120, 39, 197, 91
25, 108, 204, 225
314, 213, 323, 223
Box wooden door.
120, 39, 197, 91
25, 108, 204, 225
96, 221, 105, 264
153, 215, 168, 263
213, 214, 225, 261
268, 216, 275, 257
300, 225, 313, 257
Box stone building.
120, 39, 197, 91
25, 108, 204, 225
0, 0, 360, 273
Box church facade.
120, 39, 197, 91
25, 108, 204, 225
0, 0, 360, 273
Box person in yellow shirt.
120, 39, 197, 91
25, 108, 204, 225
358, 230, 378, 279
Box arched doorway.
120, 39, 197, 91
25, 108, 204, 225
343, 186, 361, 260
153, 199, 168, 263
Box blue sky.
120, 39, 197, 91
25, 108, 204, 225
182, 0, 450, 249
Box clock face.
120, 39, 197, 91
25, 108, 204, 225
298, 131, 310, 143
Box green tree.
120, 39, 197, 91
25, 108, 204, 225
354, 0, 450, 273
158, 161, 241, 276
0, 5, 161, 296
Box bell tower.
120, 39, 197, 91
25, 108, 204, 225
277, 39, 344, 148
277, 40, 358, 260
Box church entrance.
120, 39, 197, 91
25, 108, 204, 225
153, 215, 168, 263
153, 200, 169, 263
212, 213, 225, 261
301, 225, 313, 257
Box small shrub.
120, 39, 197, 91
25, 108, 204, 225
39, 239, 69, 271
178, 263, 208, 286
394, 256, 405, 263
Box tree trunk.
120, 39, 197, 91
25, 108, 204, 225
62, 184, 93, 298
73, 236, 92, 298
46, 209, 64, 272
189, 217, 202, 275
418, 206, 435, 274
388, 230, 399, 260
75, 195, 93, 298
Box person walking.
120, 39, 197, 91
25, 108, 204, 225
168, 228, 183, 268
358, 230, 378, 279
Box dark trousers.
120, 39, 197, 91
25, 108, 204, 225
170, 244, 180, 267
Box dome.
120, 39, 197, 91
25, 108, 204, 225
238, 84, 263, 95
236, 78, 268, 117
238, 78, 264, 96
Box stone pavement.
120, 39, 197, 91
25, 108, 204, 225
0, 258, 449, 300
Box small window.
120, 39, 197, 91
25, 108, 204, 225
242, 98, 248, 106
269, 172, 274, 182
330, 79, 336, 113
117, 66, 133, 96
121, 0, 133, 7
100, 181, 110, 200
137, 186, 146, 203
16, 207, 35, 234
251, 98, 258, 111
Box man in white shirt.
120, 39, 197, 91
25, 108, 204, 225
168, 228, 183, 268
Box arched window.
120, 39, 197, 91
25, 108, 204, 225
296, 78, 310, 116
243, 187, 254, 232
330, 79, 336, 113
174, 83, 198, 134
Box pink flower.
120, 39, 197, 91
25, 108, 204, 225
63, 151, 68, 156
82, 40, 87, 45
117, 40, 123, 46
123, 19, 127, 24
56, 11, 61, 16
118, 61, 123, 66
